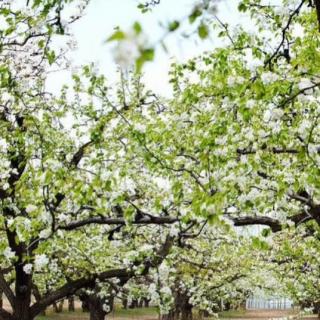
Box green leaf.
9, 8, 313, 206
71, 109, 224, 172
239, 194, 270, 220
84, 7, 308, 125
107, 30, 126, 42
168, 20, 180, 32
189, 8, 202, 24
135, 48, 155, 72
238, 3, 247, 12
38, 39, 45, 49
198, 23, 209, 39
133, 21, 142, 35
261, 228, 271, 237
45, 50, 56, 65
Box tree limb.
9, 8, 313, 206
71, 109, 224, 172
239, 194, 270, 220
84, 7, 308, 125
58, 215, 179, 231
30, 236, 173, 317
231, 216, 283, 232
0, 273, 15, 310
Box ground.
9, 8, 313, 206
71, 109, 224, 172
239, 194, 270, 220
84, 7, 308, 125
2, 300, 317, 320
219, 309, 318, 319
32, 308, 318, 320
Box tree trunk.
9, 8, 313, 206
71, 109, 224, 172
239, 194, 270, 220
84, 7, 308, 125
129, 299, 138, 309
79, 294, 90, 312
198, 310, 209, 319
143, 298, 150, 308
68, 296, 75, 312
181, 305, 192, 320
122, 297, 128, 309
161, 311, 175, 320
13, 299, 32, 320
13, 270, 32, 320
53, 302, 58, 313
87, 295, 107, 320
174, 287, 193, 320
58, 300, 63, 312
0, 289, 3, 309
53, 300, 63, 313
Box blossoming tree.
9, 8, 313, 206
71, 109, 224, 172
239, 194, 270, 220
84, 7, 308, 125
131, 0, 320, 237
0, 1, 186, 320
2, 0, 320, 320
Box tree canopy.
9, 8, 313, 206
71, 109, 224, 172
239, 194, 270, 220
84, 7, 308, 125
1, 1, 320, 320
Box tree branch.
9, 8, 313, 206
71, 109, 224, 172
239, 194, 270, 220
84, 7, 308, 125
30, 236, 173, 317
314, 0, 320, 31
0, 273, 15, 310
0, 308, 12, 320
58, 215, 179, 231
231, 216, 283, 232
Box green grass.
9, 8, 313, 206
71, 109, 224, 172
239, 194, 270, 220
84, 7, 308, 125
35, 307, 158, 320
218, 309, 247, 318
36, 310, 87, 320
115, 307, 158, 317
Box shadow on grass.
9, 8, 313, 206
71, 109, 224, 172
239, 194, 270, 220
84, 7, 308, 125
36, 307, 159, 320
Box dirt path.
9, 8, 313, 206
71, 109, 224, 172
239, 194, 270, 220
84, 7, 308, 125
222, 309, 317, 319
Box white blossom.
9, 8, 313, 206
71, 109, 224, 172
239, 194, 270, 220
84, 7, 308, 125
261, 72, 279, 85
227, 75, 245, 87
102, 304, 110, 313
25, 204, 37, 213
112, 30, 148, 68
3, 247, 15, 260
246, 99, 256, 109
298, 78, 313, 91
23, 263, 33, 275
2, 182, 9, 190
39, 229, 51, 239
134, 123, 147, 133
35, 254, 49, 271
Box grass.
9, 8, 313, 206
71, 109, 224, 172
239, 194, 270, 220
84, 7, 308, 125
218, 309, 247, 318
35, 307, 248, 320
35, 307, 159, 320
115, 307, 158, 317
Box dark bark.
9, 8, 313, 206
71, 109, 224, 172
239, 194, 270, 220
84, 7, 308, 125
80, 295, 90, 312
87, 294, 107, 320
231, 216, 282, 232
314, 0, 320, 31
178, 291, 193, 320
198, 310, 210, 319
129, 299, 138, 309
68, 296, 75, 312
162, 285, 193, 320
161, 311, 175, 320
122, 297, 128, 309
59, 215, 179, 231
53, 300, 63, 313
0, 308, 13, 320
143, 298, 150, 308
13, 264, 32, 320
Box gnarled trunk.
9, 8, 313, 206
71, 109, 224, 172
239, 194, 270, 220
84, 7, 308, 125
13, 264, 32, 320
161, 285, 193, 320
87, 294, 107, 320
